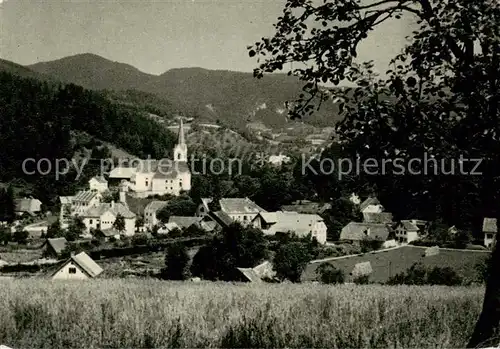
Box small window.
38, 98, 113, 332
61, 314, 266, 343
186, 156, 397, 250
69, 267, 77, 274
243, 216, 247, 221
89, 219, 93, 224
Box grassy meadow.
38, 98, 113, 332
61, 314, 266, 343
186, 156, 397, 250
0, 279, 485, 348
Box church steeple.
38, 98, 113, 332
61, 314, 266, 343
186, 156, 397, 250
173, 117, 188, 162
177, 118, 186, 145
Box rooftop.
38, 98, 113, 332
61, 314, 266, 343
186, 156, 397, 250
483, 218, 497, 233
73, 190, 99, 203
220, 198, 266, 215
340, 222, 390, 242
83, 202, 136, 219
144, 200, 169, 213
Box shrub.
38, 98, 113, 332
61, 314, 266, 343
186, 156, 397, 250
387, 263, 463, 286
13, 229, 29, 244
190, 223, 269, 281
161, 242, 190, 280
353, 275, 371, 285
274, 241, 313, 283
360, 238, 383, 253
131, 234, 149, 246
426, 266, 463, 286
316, 262, 344, 284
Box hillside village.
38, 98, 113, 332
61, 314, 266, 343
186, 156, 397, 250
0, 119, 494, 284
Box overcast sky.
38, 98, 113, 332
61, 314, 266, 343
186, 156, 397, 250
0, 0, 415, 75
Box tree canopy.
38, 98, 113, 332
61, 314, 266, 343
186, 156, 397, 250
250, 0, 500, 345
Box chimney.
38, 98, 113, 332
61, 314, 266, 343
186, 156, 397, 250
111, 200, 115, 208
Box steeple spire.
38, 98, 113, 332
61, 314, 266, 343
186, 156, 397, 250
174, 117, 188, 162
178, 117, 185, 145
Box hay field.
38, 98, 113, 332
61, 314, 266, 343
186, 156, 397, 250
0, 280, 484, 348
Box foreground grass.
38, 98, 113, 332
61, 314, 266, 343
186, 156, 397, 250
0, 280, 484, 348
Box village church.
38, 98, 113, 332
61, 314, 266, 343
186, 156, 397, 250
109, 119, 191, 198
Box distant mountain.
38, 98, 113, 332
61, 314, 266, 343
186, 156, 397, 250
27, 53, 155, 91
13, 53, 341, 129
0, 59, 47, 80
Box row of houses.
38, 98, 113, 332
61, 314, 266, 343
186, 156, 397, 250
342, 196, 497, 248
146, 197, 329, 244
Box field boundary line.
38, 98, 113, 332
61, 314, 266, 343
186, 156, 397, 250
310, 244, 491, 264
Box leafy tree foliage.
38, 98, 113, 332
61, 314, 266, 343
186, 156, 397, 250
46, 220, 64, 239
67, 216, 86, 241
157, 195, 197, 223
113, 214, 126, 234
0, 72, 176, 209
273, 241, 316, 282
387, 262, 462, 286
250, 1, 500, 343
0, 187, 15, 223
161, 242, 190, 280
190, 223, 269, 281
0, 226, 11, 245
316, 262, 345, 284
321, 198, 362, 241
13, 228, 29, 244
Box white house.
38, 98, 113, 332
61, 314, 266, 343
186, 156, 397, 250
359, 197, 384, 213
144, 200, 168, 227
268, 153, 291, 167
50, 252, 103, 280
483, 217, 497, 248
70, 190, 102, 217
82, 201, 136, 236
219, 198, 266, 225
114, 120, 191, 198
394, 220, 421, 244
88, 176, 108, 193
14, 197, 42, 215
251, 211, 328, 244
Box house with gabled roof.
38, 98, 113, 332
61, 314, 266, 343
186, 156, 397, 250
237, 261, 276, 283
157, 222, 181, 235
144, 200, 168, 227
483, 217, 497, 248
71, 190, 102, 217
252, 211, 328, 244
340, 222, 390, 243
14, 197, 42, 216
50, 252, 103, 280
168, 216, 203, 230
89, 176, 108, 193
82, 201, 136, 236
359, 197, 384, 213
196, 198, 213, 217
44, 237, 68, 258
208, 210, 234, 230
394, 220, 427, 244
219, 197, 266, 225
363, 212, 393, 224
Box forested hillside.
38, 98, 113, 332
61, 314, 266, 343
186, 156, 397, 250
0, 71, 177, 206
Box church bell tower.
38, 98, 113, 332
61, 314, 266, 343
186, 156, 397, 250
173, 118, 188, 162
